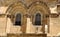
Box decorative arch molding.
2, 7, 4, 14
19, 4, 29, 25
6, 1, 27, 24
28, 1, 50, 23
28, 1, 50, 33
6, 1, 27, 15
6, 1, 50, 33
6, 1, 27, 33
6, 1, 50, 15
28, 1, 50, 15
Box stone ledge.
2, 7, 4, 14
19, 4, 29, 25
7, 33, 47, 37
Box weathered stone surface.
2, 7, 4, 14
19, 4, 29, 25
0, 0, 59, 37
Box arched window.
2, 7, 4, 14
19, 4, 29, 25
34, 13, 41, 25
15, 13, 21, 26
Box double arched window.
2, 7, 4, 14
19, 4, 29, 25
15, 13, 21, 26
14, 13, 41, 26
34, 13, 41, 25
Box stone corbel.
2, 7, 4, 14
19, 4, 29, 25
7, 15, 11, 18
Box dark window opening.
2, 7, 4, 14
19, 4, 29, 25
34, 13, 41, 25
15, 13, 21, 26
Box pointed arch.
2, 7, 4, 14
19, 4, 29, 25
15, 13, 21, 26
6, 1, 27, 33
34, 13, 41, 25
29, 1, 50, 15
6, 1, 27, 15
29, 1, 50, 33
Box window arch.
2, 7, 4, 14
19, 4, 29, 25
34, 13, 41, 25
15, 13, 21, 26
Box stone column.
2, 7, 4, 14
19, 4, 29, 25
26, 17, 31, 33
21, 15, 27, 33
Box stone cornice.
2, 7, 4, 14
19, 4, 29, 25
50, 13, 59, 18
0, 14, 6, 17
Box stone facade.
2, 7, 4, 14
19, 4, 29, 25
0, 0, 60, 37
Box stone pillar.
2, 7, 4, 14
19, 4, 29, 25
6, 18, 10, 33
21, 15, 27, 33
6, 15, 12, 33
26, 17, 31, 33
45, 25, 48, 33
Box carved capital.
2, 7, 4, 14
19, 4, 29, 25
7, 15, 14, 18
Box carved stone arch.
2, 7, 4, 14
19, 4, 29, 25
6, 1, 27, 14
29, 1, 50, 15
6, 1, 27, 33
29, 1, 50, 33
